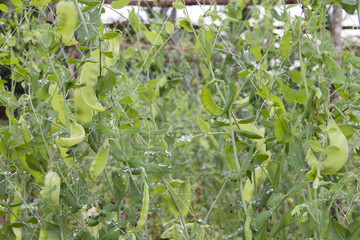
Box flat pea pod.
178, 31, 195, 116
57, 119, 85, 148
89, 139, 110, 179
201, 79, 223, 116
128, 168, 149, 233
74, 88, 93, 123
48, 84, 68, 126
56, 0, 78, 45
79, 50, 107, 112
243, 166, 267, 203
307, 119, 348, 175
43, 171, 61, 207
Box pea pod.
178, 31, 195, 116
43, 171, 61, 207
48, 84, 68, 126
306, 119, 348, 175
89, 139, 110, 179
79, 50, 106, 112
243, 166, 267, 203
74, 88, 93, 123
201, 79, 223, 116
57, 119, 85, 148
56, 0, 78, 45
128, 168, 149, 233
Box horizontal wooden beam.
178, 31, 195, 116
104, 0, 299, 7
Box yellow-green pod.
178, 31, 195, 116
56, 0, 78, 45
79, 50, 106, 112
201, 80, 223, 116
48, 84, 68, 126
308, 119, 349, 175
43, 171, 61, 207
74, 88, 93, 123
243, 166, 267, 203
57, 119, 85, 148
89, 139, 110, 179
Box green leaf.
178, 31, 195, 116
288, 138, 305, 174
291, 70, 302, 84
172, 0, 185, 9
102, 32, 120, 40
120, 126, 139, 135
327, 56, 346, 83
274, 117, 291, 143
339, 0, 357, 14
329, 218, 350, 240
129, 8, 140, 32
95, 123, 117, 136
295, 89, 307, 104
234, 129, 263, 139
270, 212, 291, 237
349, 56, 360, 69
146, 163, 172, 177
308, 140, 321, 152
281, 31, 291, 61
111, 171, 126, 203
78, 0, 100, 5
165, 21, 174, 34
180, 19, 193, 32
144, 31, 164, 45
197, 117, 210, 133
282, 85, 295, 103
30, 0, 49, 7
251, 46, 262, 61
111, 0, 130, 9
0, 4, 8, 12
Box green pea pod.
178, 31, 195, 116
128, 169, 149, 233
48, 84, 68, 126
224, 141, 238, 171
220, 79, 237, 116
201, 79, 223, 116
74, 88, 93, 123
243, 166, 267, 203
56, 0, 78, 45
89, 139, 110, 179
307, 119, 348, 175
57, 119, 85, 148
43, 171, 61, 207
79, 50, 107, 112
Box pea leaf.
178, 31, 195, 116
144, 31, 164, 45
111, 0, 130, 9
0, 4, 8, 11
146, 163, 172, 177
172, 0, 185, 9
281, 31, 292, 61
180, 19, 193, 32
165, 21, 174, 34
197, 117, 210, 133
309, 140, 321, 152
274, 117, 291, 143
95, 123, 117, 136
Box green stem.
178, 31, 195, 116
161, 177, 189, 239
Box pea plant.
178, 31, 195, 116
0, 0, 360, 239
